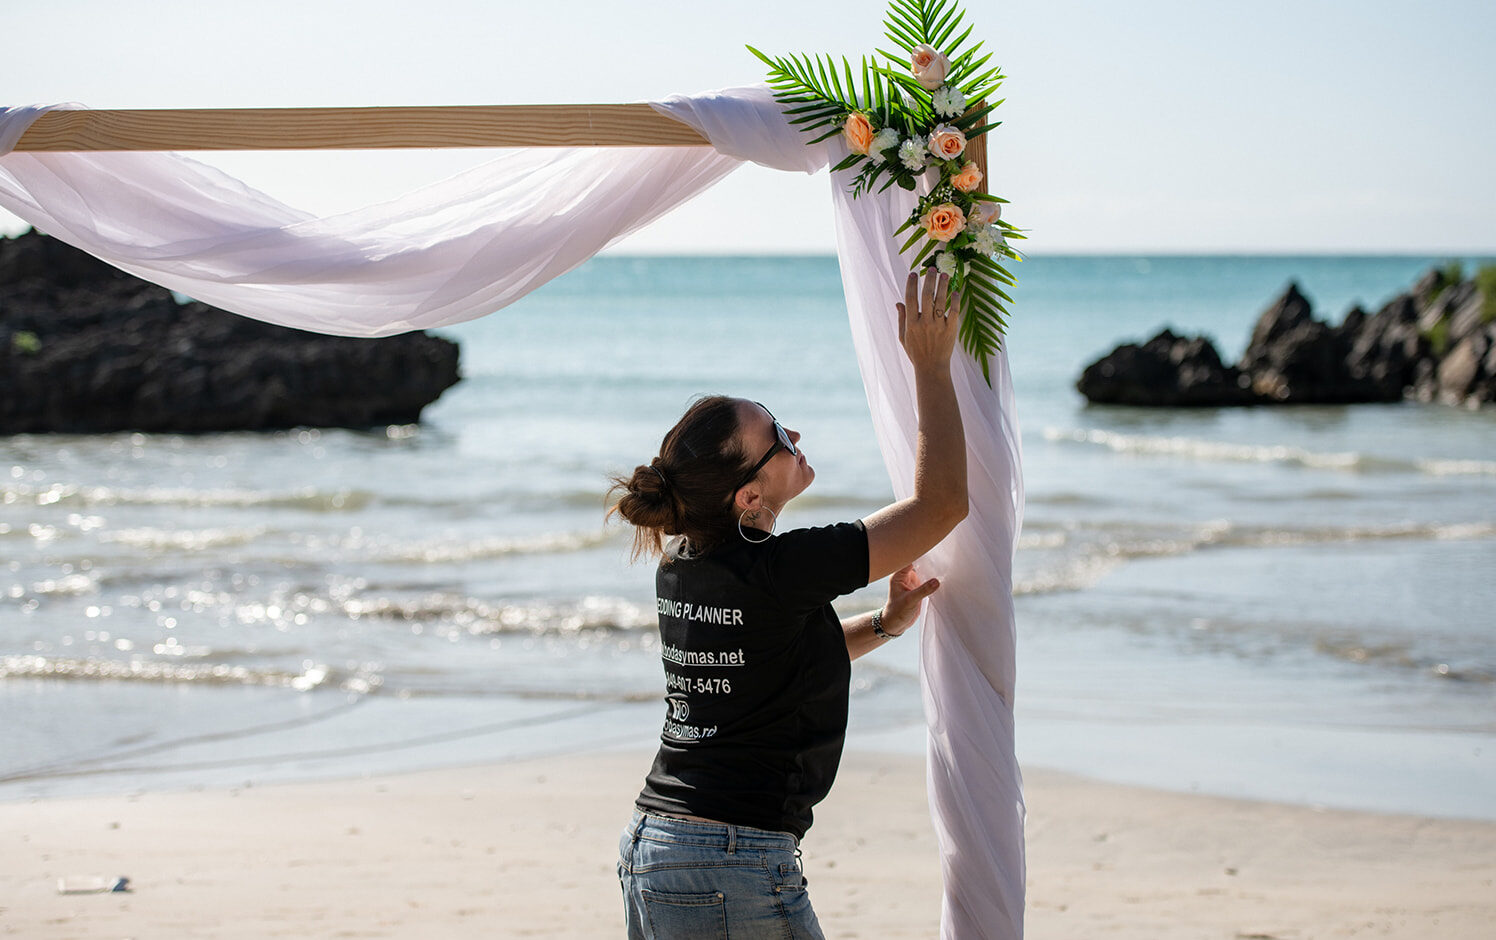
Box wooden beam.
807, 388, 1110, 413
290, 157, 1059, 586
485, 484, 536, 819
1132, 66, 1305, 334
12, 104, 710, 152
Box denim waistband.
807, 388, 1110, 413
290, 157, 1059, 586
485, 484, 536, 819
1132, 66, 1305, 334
628, 809, 799, 850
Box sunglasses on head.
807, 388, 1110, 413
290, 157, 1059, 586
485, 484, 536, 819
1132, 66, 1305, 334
737, 403, 796, 489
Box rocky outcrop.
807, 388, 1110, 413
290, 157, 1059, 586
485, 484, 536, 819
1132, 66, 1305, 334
1078, 266, 1495, 408
1075, 329, 1257, 406
1, 229, 461, 433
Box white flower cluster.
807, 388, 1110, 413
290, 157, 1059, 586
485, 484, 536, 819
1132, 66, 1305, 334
898, 135, 929, 172
970, 227, 998, 257
931, 84, 967, 118
868, 127, 901, 164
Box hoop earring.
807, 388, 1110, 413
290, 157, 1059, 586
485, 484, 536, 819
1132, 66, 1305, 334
738, 506, 777, 544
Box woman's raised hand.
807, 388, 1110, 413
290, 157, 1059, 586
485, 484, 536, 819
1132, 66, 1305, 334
896, 269, 961, 372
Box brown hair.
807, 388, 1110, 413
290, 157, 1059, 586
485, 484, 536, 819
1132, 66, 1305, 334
608, 395, 749, 560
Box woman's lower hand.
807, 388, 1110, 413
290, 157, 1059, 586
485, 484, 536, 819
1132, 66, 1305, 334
881, 563, 941, 637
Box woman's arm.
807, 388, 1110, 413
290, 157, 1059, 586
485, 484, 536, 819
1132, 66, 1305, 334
862, 270, 969, 584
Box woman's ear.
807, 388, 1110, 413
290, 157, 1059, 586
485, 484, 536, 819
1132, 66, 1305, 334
734, 485, 762, 515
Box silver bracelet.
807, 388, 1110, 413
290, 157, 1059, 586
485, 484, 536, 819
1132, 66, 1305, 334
871, 608, 898, 640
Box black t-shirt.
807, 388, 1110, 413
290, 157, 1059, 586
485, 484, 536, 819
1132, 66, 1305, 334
634, 520, 870, 840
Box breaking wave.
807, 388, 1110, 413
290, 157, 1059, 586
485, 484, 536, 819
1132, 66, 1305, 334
0, 655, 381, 694
1042, 427, 1496, 476
1014, 519, 1496, 596
2, 483, 373, 511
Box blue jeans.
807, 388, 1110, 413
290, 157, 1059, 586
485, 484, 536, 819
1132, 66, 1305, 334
617, 810, 825, 939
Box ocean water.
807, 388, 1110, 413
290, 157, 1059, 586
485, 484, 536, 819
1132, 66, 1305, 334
4, 254, 1495, 818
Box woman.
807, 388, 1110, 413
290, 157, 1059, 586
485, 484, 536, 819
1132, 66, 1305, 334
610, 270, 967, 938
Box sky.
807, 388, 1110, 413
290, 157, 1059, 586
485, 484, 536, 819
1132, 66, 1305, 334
3, 0, 1493, 254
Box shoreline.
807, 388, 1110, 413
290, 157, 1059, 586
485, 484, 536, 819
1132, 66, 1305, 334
7, 679, 1496, 824
3, 747, 1493, 939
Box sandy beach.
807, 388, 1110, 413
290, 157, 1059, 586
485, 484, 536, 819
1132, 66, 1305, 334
2, 747, 1492, 939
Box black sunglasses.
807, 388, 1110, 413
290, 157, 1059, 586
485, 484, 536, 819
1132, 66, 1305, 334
737, 403, 797, 489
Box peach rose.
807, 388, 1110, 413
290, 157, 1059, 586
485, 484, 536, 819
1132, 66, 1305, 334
920, 202, 967, 242
969, 202, 1001, 227
842, 112, 874, 155
910, 43, 950, 91
927, 124, 967, 161
950, 160, 983, 193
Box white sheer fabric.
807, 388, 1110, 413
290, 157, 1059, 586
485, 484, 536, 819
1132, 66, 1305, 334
0, 105, 742, 336
0, 86, 1024, 938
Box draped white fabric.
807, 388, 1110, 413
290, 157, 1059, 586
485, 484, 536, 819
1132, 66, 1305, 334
0, 105, 742, 337
0, 85, 1024, 938
819, 143, 1027, 940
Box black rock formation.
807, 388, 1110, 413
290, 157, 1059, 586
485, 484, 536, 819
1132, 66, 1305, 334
1077, 266, 1495, 408
1, 229, 461, 433
1075, 329, 1257, 407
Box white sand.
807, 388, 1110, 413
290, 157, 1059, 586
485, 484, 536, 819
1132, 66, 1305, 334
2, 748, 1492, 938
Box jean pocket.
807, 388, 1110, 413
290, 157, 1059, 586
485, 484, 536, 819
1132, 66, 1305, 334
641, 888, 728, 940
776, 861, 809, 893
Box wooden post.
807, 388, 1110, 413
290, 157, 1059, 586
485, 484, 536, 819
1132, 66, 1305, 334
12, 104, 709, 152
965, 101, 988, 196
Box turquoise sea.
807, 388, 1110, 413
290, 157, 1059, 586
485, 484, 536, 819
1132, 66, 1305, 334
4, 254, 1494, 818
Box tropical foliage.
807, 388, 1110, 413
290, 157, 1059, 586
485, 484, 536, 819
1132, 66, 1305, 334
750, 0, 1023, 382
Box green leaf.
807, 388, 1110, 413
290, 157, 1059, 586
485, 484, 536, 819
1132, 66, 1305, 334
830, 152, 862, 173
781, 101, 840, 116
941, 21, 976, 55
911, 238, 941, 267
878, 45, 912, 68
948, 44, 987, 77
844, 57, 860, 107
745, 44, 778, 69
825, 56, 845, 100
954, 102, 999, 129
882, 14, 920, 46
932, 8, 964, 47
963, 121, 1002, 140
886, 6, 925, 43
961, 67, 1004, 96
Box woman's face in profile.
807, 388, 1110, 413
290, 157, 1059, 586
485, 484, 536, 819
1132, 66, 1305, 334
735, 399, 813, 508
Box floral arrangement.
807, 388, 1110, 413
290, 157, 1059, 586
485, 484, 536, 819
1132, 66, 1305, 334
749, 0, 1021, 382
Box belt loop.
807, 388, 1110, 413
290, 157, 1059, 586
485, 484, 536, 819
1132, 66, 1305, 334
726, 823, 737, 855
631, 812, 646, 844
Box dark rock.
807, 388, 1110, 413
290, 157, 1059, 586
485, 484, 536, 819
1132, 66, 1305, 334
1077, 328, 1256, 406
1445, 285, 1485, 347
1240, 281, 1315, 374
1345, 294, 1427, 396
1076, 264, 1493, 408
1, 229, 461, 433
1437, 333, 1484, 403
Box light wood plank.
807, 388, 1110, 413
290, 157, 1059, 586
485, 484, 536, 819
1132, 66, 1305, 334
12, 104, 709, 152
966, 101, 988, 196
